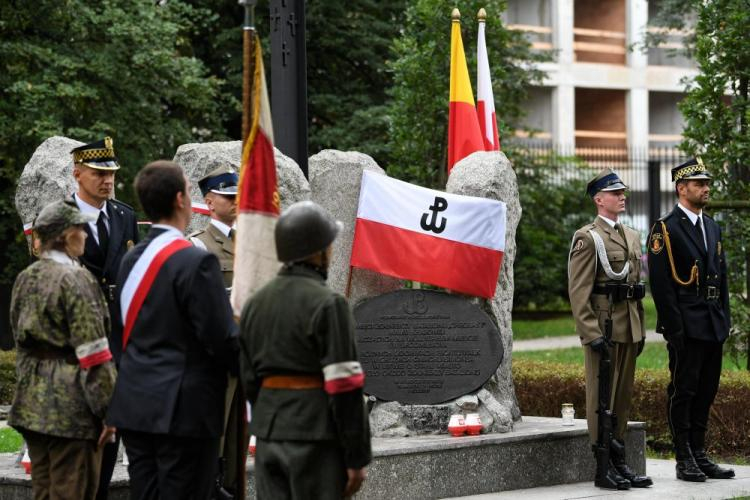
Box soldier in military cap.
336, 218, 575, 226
568, 169, 652, 489
70, 137, 139, 499
189, 166, 238, 288
239, 201, 371, 499
9, 200, 117, 500
188, 166, 246, 497
648, 158, 734, 482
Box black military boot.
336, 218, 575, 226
610, 439, 653, 487
592, 445, 631, 490
691, 433, 735, 479
674, 437, 707, 482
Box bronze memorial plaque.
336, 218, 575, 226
354, 289, 504, 405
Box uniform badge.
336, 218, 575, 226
572, 239, 584, 253
127, 239, 134, 250
650, 233, 664, 254
717, 241, 721, 255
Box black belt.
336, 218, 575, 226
592, 283, 646, 302
678, 285, 720, 301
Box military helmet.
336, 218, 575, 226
275, 201, 343, 263
33, 200, 96, 242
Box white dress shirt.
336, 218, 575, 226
74, 194, 108, 245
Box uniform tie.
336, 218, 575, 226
614, 223, 628, 252
695, 217, 706, 250
228, 228, 235, 241
97, 211, 109, 256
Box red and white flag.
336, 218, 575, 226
350, 171, 506, 298
476, 15, 500, 151
230, 34, 280, 317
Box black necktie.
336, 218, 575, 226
695, 217, 706, 250
97, 212, 109, 256
228, 229, 235, 241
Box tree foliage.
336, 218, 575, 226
387, 0, 549, 187
675, 0, 750, 365
0, 0, 225, 284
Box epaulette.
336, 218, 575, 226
703, 211, 715, 221
109, 198, 135, 212
187, 229, 205, 239
657, 211, 673, 222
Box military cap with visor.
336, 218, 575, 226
33, 200, 96, 242
275, 201, 344, 263
198, 166, 239, 197
586, 168, 628, 198
71, 137, 120, 170
671, 157, 712, 183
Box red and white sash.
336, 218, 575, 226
120, 228, 191, 348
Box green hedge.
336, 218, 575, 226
0, 351, 14, 405
514, 358, 750, 458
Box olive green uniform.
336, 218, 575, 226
10, 256, 117, 499
568, 217, 645, 443
239, 264, 371, 499
189, 223, 234, 288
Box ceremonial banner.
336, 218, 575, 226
448, 10, 485, 172
350, 171, 506, 298
230, 34, 280, 317
476, 12, 500, 151
191, 201, 210, 215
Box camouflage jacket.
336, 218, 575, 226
9, 253, 117, 440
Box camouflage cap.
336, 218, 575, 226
34, 200, 96, 242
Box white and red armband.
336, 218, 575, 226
322, 361, 365, 395
75, 338, 113, 369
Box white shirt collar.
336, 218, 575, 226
41, 250, 78, 267
209, 219, 233, 238
677, 203, 702, 224
597, 214, 618, 228
74, 193, 108, 219
152, 224, 186, 238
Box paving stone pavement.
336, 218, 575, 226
513, 331, 663, 352
445, 458, 750, 500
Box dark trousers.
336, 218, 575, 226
255, 438, 346, 500
121, 430, 219, 500
95, 435, 119, 500
667, 337, 723, 447
23, 430, 103, 500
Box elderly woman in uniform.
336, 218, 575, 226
9, 200, 117, 499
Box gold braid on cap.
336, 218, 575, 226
660, 221, 699, 287
674, 165, 706, 182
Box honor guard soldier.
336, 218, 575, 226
189, 166, 238, 288
189, 166, 246, 498
239, 201, 372, 499
70, 137, 139, 500
568, 169, 652, 490
648, 158, 734, 482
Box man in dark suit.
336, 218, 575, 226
108, 160, 238, 499
70, 137, 139, 499
648, 157, 734, 482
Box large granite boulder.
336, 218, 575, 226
15, 136, 85, 245
173, 141, 310, 234
308, 150, 401, 305
367, 151, 521, 436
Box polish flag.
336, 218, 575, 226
191, 202, 210, 215
476, 10, 500, 151
230, 33, 280, 317
350, 171, 506, 298
448, 8, 485, 173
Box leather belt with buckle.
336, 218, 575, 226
261, 375, 324, 390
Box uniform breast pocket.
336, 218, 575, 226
609, 251, 626, 263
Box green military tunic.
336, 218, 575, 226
568, 217, 645, 443
189, 223, 234, 288
239, 263, 371, 498
9, 254, 117, 441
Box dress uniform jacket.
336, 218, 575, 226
189, 223, 234, 288
9, 254, 116, 440
71, 195, 139, 364
239, 264, 372, 468
568, 216, 645, 443
647, 205, 730, 342
107, 227, 238, 438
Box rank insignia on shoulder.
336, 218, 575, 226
717, 241, 722, 255
572, 239, 585, 253
650, 233, 664, 254
127, 240, 134, 250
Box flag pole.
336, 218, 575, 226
241, 0, 258, 144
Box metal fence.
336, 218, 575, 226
506, 143, 691, 236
